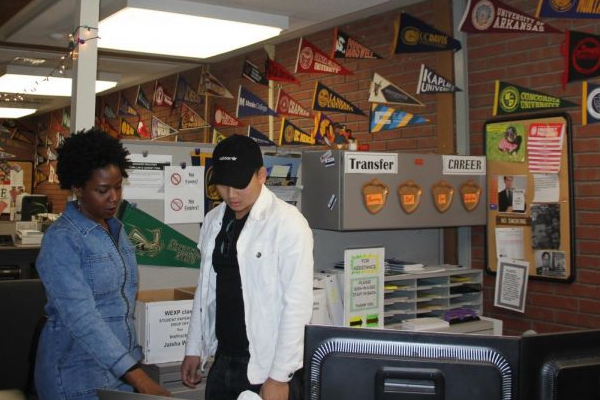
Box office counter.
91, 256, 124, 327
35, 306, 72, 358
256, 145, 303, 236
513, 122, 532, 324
0, 221, 40, 279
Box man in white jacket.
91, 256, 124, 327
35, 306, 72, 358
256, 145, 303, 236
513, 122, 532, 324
182, 134, 314, 400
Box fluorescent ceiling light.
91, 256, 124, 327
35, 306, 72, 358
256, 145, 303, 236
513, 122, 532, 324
0, 102, 38, 119
0, 65, 119, 97
99, 0, 288, 58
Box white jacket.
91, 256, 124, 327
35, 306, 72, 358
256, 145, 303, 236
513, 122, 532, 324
185, 185, 314, 384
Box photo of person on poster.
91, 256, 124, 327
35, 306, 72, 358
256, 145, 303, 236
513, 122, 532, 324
531, 203, 560, 250
498, 175, 526, 213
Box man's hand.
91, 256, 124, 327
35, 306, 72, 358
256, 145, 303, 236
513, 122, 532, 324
181, 355, 202, 388
124, 368, 170, 397
260, 378, 289, 400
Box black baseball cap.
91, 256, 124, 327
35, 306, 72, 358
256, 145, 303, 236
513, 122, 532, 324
209, 134, 263, 189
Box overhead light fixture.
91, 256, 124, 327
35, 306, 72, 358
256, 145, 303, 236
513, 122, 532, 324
98, 0, 289, 58
0, 102, 38, 119
0, 65, 120, 97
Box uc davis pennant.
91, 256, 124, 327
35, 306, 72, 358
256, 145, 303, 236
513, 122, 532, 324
265, 59, 299, 84
279, 118, 315, 145
369, 103, 429, 133
236, 86, 277, 118
582, 81, 600, 125
276, 88, 312, 118
180, 103, 210, 130
242, 59, 268, 86
416, 64, 462, 94
295, 37, 353, 75
493, 81, 578, 115
536, 0, 600, 19
459, 0, 561, 33
392, 12, 461, 54
249, 126, 278, 147
118, 200, 200, 269
562, 30, 600, 87
369, 72, 424, 106
213, 105, 243, 127
331, 28, 383, 59
312, 81, 366, 116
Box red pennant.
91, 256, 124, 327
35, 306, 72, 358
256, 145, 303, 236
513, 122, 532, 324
295, 38, 353, 75
265, 59, 300, 84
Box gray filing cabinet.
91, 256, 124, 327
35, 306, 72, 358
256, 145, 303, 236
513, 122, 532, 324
302, 150, 487, 231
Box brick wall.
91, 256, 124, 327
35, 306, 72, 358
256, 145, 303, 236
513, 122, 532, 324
467, 0, 600, 335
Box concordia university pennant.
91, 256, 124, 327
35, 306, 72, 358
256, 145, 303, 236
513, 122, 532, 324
242, 59, 269, 86
562, 30, 600, 87
369, 103, 429, 133
213, 105, 243, 127
236, 86, 278, 118
369, 72, 424, 106
276, 88, 312, 118
493, 80, 578, 115
312, 81, 366, 116
417, 64, 462, 94
279, 118, 315, 146
459, 0, 561, 33
392, 12, 462, 54
265, 59, 299, 84
295, 37, 353, 75
536, 0, 600, 19
331, 28, 383, 59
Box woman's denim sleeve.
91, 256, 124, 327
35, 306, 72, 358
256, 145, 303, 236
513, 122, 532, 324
36, 227, 137, 377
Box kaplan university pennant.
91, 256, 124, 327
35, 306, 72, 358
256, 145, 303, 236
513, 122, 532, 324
312, 81, 365, 116
369, 103, 429, 133
392, 12, 462, 54
416, 64, 462, 94
493, 81, 578, 115
369, 72, 424, 106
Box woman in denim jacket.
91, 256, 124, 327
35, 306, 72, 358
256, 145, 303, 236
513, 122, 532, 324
34, 129, 169, 399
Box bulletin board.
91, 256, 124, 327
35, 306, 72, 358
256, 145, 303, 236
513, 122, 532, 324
485, 113, 574, 282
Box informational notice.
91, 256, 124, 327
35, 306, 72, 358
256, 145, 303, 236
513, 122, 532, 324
344, 247, 385, 328
123, 153, 172, 200
164, 166, 204, 224
494, 257, 529, 313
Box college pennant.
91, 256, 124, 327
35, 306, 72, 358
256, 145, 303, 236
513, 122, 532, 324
118, 96, 138, 117
295, 37, 353, 75
459, 0, 561, 33
34, 169, 48, 186
392, 12, 462, 54
120, 118, 138, 137
151, 116, 178, 140
212, 128, 227, 144
137, 119, 151, 139
180, 103, 210, 130
312, 111, 334, 145
175, 75, 202, 104
242, 59, 269, 86
279, 118, 315, 146
100, 118, 120, 138
276, 88, 312, 118
536, 0, 600, 19
416, 64, 462, 94
493, 80, 578, 115
198, 67, 234, 98
248, 126, 278, 146
135, 85, 153, 111
265, 59, 299, 84
369, 72, 424, 106
369, 103, 429, 133
213, 105, 243, 127
312, 81, 366, 116
103, 104, 117, 119
562, 30, 600, 87
582, 81, 600, 125
153, 81, 174, 108
331, 27, 383, 59
236, 86, 278, 118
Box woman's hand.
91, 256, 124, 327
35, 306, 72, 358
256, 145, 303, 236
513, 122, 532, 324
124, 368, 171, 396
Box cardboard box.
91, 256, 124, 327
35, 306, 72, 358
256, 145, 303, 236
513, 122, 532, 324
310, 288, 331, 325
313, 273, 344, 326
135, 287, 196, 364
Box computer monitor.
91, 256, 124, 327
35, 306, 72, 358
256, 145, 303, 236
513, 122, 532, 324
304, 325, 520, 400
18, 194, 48, 221
520, 329, 600, 400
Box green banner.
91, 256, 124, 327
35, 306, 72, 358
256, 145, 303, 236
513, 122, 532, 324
118, 201, 200, 269
493, 80, 578, 115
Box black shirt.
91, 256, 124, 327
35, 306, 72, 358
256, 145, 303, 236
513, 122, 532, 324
212, 207, 250, 356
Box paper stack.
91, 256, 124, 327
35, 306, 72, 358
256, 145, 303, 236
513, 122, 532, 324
16, 229, 43, 245
400, 317, 449, 331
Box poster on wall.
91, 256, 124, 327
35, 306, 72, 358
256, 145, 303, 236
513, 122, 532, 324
485, 113, 574, 282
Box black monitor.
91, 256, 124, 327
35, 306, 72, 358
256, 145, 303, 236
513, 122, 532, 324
19, 194, 48, 221
304, 325, 520, 400
520, 329, 600, 400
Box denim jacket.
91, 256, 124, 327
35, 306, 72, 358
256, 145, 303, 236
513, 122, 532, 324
35, 201, 142, 400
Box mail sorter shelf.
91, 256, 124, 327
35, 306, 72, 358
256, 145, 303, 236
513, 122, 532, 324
383, 268, 483, 327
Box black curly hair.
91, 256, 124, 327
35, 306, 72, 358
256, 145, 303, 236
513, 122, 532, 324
56, 128, 131, 190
